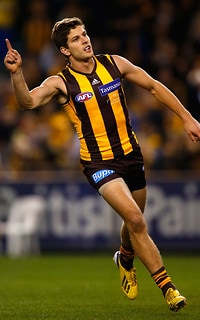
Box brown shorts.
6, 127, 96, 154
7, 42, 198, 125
80, 146, 146, 193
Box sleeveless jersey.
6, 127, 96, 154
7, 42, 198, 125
58, 54, 138, 161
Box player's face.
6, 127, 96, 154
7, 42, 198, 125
64, 25, 94, 61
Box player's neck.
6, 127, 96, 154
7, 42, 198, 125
69, 56, 95, 74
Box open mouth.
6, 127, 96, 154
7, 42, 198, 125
84, 45, 91, 52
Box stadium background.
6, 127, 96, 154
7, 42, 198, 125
0, 0, 200, 256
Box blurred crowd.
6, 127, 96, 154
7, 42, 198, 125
0, 0, 200, 178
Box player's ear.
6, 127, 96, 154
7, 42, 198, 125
60, 46, 70, 57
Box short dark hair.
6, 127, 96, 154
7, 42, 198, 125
51, 17, 84, 52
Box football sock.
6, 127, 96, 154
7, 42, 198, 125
151, 266, 176, 296
119, 245, 135, 271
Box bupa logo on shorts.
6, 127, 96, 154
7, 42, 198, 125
75, 92, 93, 102
98, 78, 121, 96
92, 169, 115, 183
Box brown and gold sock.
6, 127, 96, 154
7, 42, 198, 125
151, 266, 176, 296
119, 245, 136, 271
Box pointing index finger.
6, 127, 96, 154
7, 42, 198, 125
5, 38, 13, 51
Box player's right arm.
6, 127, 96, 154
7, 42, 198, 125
4, 39, 66, 110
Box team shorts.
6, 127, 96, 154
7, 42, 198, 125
80, 146, 146, 193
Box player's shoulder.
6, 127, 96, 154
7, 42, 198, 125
95, 53, 123, 69
112, 54, 131, 65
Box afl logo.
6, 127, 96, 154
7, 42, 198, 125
75, 92, 93, 102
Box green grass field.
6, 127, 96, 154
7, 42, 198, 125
0, 252, 199, 320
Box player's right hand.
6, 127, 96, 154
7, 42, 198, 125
4, 39, 22, 73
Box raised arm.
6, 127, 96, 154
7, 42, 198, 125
113, 55, 200, 143
4, 39, 64, 110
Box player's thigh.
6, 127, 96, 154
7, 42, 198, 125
99, 178, 141, 221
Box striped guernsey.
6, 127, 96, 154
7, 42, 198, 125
58, 54, 138, 161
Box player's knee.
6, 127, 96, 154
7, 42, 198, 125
126, 213, 147, 235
